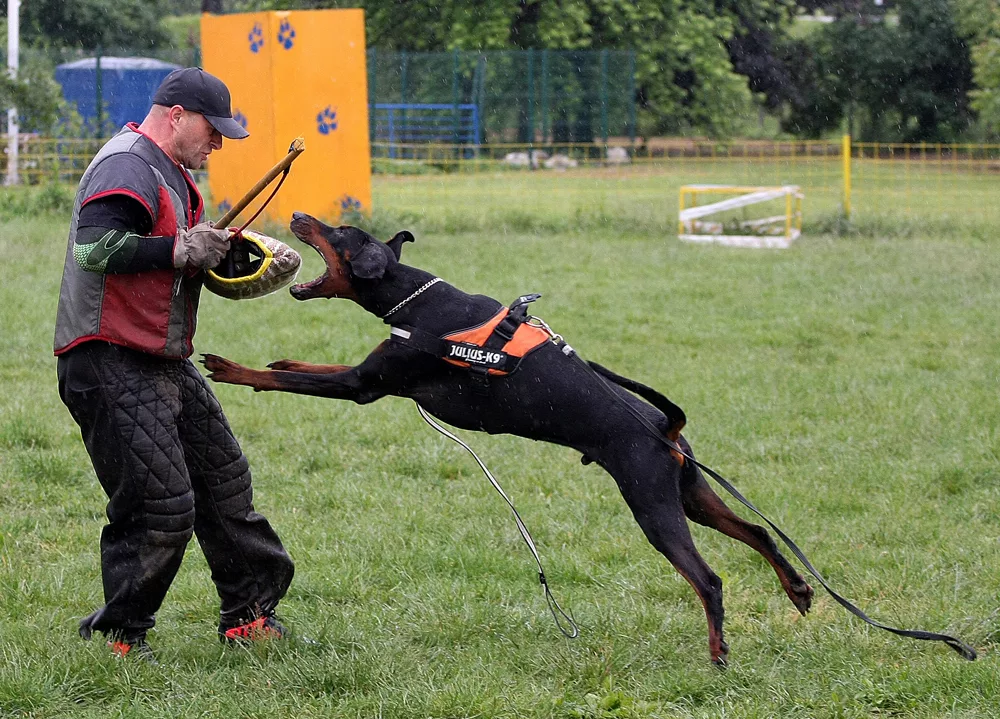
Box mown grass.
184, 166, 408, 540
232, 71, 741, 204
0, 170, 998, 718
364, 159, 1000, 239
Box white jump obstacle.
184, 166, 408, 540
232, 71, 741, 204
678, 184, 803, 249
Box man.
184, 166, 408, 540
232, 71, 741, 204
54, 68, 294, 661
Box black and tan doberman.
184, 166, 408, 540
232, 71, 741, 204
202, 213, 813, 665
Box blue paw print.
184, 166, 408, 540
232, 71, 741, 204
316, 106, 338, 135
340, 195, 362, 213
218, 199, 232, 214
278, 20, 296, 50
248, 23, 264, 53
233, 110, 248, 131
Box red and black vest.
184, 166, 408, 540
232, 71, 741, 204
54, 124, 205, 359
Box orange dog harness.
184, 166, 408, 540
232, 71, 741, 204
440, 307, 550, 375
389, 293, 554, 380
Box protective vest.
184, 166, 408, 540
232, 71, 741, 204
54, 124, 205, 358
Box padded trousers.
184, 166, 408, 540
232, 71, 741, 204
58, 341, 294, 641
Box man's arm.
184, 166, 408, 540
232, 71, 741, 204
75, 194, 231, 273
74, 194, 175, 274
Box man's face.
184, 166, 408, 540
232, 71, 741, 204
172, 110, 223, 169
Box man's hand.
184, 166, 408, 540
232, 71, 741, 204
173, 223, 232, 269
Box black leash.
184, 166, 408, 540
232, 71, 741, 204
415, 404, 580, 639
398, 290, 975, 660
567, 346, 977, 661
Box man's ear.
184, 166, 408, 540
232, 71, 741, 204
386, 230, 414, 260
348, 242, 388, 279
167, 104, 185, 126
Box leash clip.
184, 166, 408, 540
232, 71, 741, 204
527, 315, 563, 344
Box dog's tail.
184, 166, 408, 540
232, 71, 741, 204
586, 361, 686, 439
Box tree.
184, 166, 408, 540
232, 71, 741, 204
794, 1, 893, 19
258, 0, 789, 137
0, 0, 171, 49
892, 0, 972, 141
782, 0, 972, 141
725, 1, 799, 112
0, 59, 71, 133
954, 0, 1000, 135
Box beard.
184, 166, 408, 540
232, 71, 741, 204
177, 148, 208, 170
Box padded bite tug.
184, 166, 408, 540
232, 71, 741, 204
205, 230, 301, 300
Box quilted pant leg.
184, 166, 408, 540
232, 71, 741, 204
58, 343, 197, 642
174, 360, 294, 628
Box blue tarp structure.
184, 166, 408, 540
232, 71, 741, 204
55, 57, 181, 134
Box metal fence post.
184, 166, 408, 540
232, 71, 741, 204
95, 48, 104, 139
627, 50, 637, 147
842, 134, 852, 219
471, 54, 484, 153
600, 48, 609, 145
477, 54, 487, 146
5, 0, 21, 186
540, 49, 549, 143
527, 48, 535, 166
400, 50, 408, 144
451, 48, 460, 148
368, 47, 376, 143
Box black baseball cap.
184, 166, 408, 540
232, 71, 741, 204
152, 67, 249, 140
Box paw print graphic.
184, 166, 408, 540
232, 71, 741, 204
277, 19, 296, 50
316, 106, 338, 135
233, 110, 248, 132
217, 199, 233, 214
248, 23, 264, 53
340, 195, 362, 213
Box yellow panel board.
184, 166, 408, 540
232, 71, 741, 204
200, 12, 277, 225
200, 9, 371, 227
271, 9, 371, 222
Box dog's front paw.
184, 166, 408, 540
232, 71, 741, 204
201, 353, 248, 385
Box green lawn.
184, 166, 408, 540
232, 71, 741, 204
371, 158, 1000, 237
0, 173, 998, 718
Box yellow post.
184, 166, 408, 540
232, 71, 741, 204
785, 189, 792, 240
841, 134, 852, 219
678, 187, 686, 235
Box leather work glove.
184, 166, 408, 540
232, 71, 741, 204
173, 222, 232, 270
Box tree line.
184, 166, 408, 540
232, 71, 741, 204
2, 0, 999, 141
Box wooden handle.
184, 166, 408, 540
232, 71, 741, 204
213, 137, 306, 229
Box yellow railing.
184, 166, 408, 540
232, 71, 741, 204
850, 141, 1000, 224
6, 136, 1000, 226
0, 137, 107, 185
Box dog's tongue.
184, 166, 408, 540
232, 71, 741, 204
290, 273, 326, 299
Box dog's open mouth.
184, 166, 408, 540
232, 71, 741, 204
288, 212, 330, 300
289, 273, 327, 300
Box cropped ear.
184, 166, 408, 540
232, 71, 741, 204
386, 230, 415, 260
348, 242, 388, 279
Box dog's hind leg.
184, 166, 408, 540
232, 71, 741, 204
675, 436, 813, 616
602, 445, 729, 665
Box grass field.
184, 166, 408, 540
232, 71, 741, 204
1, 171, 999, 718
368, 158, 1000, 237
